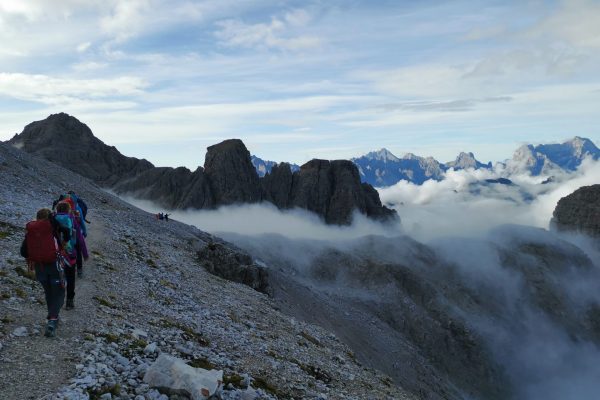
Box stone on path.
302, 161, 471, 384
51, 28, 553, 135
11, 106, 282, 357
143, 354, 223, 400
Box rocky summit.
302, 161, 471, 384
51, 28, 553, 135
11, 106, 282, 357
551, 184, 600, 237
8, 113, 396, 225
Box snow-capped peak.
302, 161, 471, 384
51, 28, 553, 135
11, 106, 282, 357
362, 148, 400, 162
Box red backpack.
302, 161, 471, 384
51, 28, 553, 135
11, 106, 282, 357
25, 220, 58, 263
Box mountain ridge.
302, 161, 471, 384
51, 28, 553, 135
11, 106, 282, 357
8, 113, 396, 225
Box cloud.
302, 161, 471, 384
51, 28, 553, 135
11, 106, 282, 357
76, 41, 92, 53
378, 158, 600, 242
121, 197, 401, 240
215, 9, 322, 51
378, 96, 513, 113
526, 0, 600, 49
0, 72, 146, 107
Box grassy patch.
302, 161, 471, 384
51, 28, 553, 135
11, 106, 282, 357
223, 374, 245, 389
146, 258, 157, 268
252, 377, 280, 396
158, 319, 210, 347
159, 278, 176, 289
14, 287, 27, 299
187, 357, 216, 370
1, 315, 14, 323
100, 332, 120, 343
15, 266, 36, 281
300, 331, 322, 347
93, 296, 117, 309
87, 384, 121, 400
0, 231, 11, 239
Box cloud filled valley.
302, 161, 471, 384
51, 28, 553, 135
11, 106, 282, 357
122, 158, 600, 400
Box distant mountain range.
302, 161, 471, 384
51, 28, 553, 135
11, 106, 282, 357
252, 137, 599, 187
251, 155, 299, 177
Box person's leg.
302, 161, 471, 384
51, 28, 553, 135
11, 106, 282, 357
64, 265, 75, 309
46, 264, 65, 319
76, 243, 83, 278
34, 264, 51, 319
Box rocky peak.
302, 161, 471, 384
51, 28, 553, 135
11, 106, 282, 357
204, 139, 261, 205
446, 151, 491, 171
8, 113, 154, 185
362, 148, 400, 162
551, 184, 600, 237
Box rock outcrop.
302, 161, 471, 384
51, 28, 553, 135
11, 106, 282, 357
8, 113, 396, 225
197, 241, 270, 294
204, 139, 261, 205
551, 184, 600, 237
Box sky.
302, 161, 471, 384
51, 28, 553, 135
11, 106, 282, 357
0, 0, 599, 169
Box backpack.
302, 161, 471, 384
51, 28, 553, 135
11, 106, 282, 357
24, 219, 58, 263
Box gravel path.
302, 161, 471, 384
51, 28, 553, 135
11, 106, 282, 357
0, 217, 105, 399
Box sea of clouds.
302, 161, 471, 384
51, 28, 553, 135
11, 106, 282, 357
121, 158, 600, 400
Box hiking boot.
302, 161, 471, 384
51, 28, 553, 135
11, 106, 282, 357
65, 298, 74, 310
77, 269, 83, 278
45, 319, 58, 337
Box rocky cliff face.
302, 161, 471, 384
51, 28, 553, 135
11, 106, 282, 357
551, 184, 600, 237
204, 139, 261, 205
263, 159, 397, 224
7, 113, 395, 225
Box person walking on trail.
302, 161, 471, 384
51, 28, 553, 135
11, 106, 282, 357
20, 208, 67, 337
54, 201, 78, 311
164, 213, 169, 222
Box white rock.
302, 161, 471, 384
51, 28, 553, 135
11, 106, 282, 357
143, 354, 223, 400
132, 329, 148, 338
12, 326, 28, 337
144, 342, 157, 354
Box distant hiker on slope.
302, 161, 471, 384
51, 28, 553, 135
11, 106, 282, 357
20, 208, 68, 337
164, 213, 169, 222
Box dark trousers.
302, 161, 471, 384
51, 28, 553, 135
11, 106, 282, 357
34, 263, 65, 320
76, 244, 83, 272
65, 265, 76, 300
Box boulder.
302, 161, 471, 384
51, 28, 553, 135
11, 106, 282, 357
143, 354, 222, 400
197, 241, 269, 294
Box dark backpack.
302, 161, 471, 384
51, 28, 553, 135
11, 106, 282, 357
24, 219, 58, 263
76, 197, 88, 219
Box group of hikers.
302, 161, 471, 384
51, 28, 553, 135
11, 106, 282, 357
20, 191, 89, 337
155, 212, 170, 222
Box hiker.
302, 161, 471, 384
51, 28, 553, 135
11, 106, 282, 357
164, 213, 169, 222
68, 191, 89, 224
54, 201, 78, 310
158, 212, 164, 220
73, 209, 89, 279
20, 208, 68, 337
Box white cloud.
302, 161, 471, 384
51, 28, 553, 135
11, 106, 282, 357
215, 9, 322, 51
76, 41, 91, 52
526, 0, 600, 49
378, 159, 600, 242
0, 73, 146, 106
